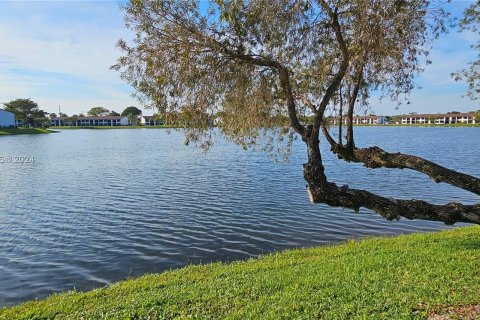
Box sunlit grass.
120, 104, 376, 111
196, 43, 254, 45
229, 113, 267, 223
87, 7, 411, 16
0, 128, 53, 135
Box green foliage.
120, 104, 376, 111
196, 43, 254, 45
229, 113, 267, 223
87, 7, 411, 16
121, 106, 142, 125
453, 0, 479, 103
113, 0, 448, 157
87, 107, 110, 117
2, 98, 46, 127
121, 106, 142, 117
475, 110, 480, 122
32, 117, 51, 128
66, 116, 78, 126
1, 227, 479, 319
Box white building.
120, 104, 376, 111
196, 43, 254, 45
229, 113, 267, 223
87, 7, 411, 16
400, 113, 477, 125
332, 115, 386, 125
0, 109, 16, 128
140, 115, 164, 126
50, 116, 130, 127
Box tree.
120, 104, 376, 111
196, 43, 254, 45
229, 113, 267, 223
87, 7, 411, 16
474, 109, 480, 122
452, 0, 479, 103
113, 0, 480, 225
121, 106, 142, 117
59, 112, 68, 117
3, 98, 46, 127
49, 113, 57, 119
109, 110, 120, 116
66, 115, 78, 126
87, 107, 110, 116
33, 116, 51, 128
122, 106, 142, 125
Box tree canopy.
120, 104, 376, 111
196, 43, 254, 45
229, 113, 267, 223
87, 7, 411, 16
121, 106, 142, 117
87, 107, 110, 117
452, 0, 479, 103
114, 0, 480, 225
3, 98, 47, 127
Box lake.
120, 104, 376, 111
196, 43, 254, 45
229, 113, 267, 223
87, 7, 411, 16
0, 127, 478, 306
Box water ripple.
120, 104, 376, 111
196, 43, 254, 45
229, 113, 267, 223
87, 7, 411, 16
0, 127, 478, 306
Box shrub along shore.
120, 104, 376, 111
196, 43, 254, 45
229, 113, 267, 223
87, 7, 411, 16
1, 226, 479, 319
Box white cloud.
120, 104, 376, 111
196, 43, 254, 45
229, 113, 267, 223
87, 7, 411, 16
0, 1, 142, 115
0, 1, 477, 117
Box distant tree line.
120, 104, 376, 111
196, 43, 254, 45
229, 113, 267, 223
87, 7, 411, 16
2, 99, 145, 128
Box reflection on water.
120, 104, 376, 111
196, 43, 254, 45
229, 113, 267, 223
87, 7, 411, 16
0, 127, 478, 306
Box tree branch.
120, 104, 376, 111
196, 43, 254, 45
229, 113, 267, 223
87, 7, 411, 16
296, 95, 318, 114
321, 121, 337, 146
304, 163, 480, 225
346, 62, 365, 151
220, 51, 306, 137
312, 1, 349, 142
328, 145, 480, 196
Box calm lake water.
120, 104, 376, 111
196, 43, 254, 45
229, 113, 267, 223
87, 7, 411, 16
0, 127, 479, 306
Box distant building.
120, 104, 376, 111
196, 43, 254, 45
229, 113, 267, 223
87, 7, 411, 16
332, 115, 386, 125
400, 113, 477, 125
140, 116, 164, 126
0, 109, 16, 128
50, 116, 130, 127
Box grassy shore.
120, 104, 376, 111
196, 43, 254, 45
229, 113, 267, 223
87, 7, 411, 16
0, 128, 54, 136
1, 227, 479, 319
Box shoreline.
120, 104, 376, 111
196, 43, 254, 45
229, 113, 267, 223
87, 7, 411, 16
1, 226, 479, 319
0, 128, 55, 136
50, 125, 181, 130
0, 124, 477, 137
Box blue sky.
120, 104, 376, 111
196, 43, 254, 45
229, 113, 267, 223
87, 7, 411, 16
0, 0, 478, 116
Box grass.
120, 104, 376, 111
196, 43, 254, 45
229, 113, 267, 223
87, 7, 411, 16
0, 128, 54, 136
1, 226, 479, 319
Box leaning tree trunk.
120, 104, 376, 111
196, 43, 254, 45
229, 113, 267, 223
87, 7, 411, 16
303, 138, 480, 225
331, 145, 480, 196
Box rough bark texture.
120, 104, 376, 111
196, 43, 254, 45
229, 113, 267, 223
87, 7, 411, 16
330, 145, 480, 196
304, 163, 480, 225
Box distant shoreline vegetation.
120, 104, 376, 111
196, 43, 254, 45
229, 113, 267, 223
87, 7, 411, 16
0, 124, 478, 137
0, 128, 54, 136
50, 125, 181, 130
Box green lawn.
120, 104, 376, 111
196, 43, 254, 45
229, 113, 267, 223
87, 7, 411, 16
1, 226, 479, 319
0, 128, 53, 135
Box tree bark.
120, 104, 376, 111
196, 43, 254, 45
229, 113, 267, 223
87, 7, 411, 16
345, 62, 365, 151
330, 144, 480, 196
303, 163, 480, 225
338, 85, 343, 146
